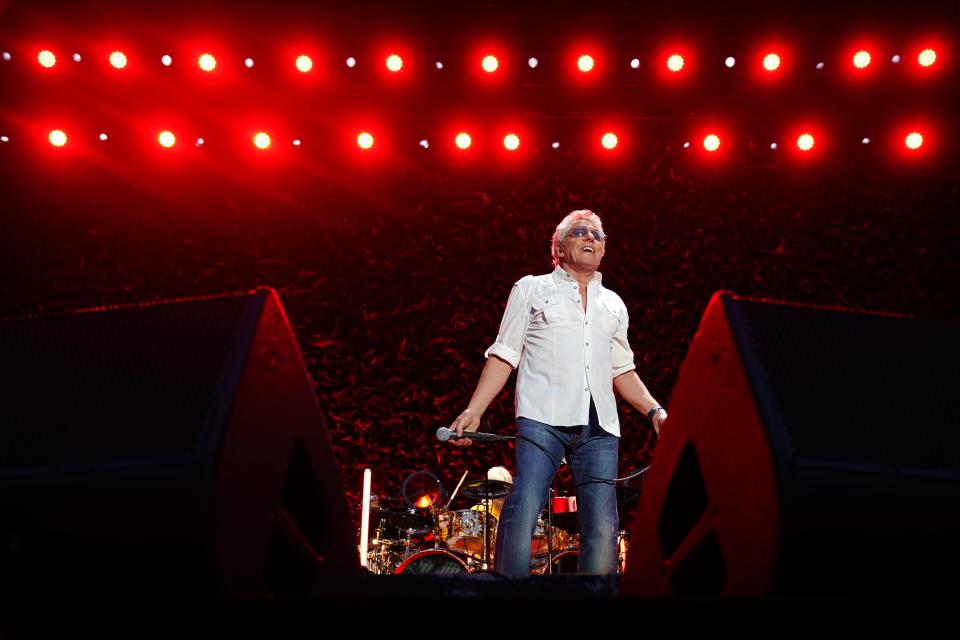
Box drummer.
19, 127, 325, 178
470, 466, 513, 520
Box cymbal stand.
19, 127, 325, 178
482, 476, 492, 571
546, 484, 555, 574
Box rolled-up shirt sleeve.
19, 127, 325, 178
484, 279, 529, 369
611, 303, 636, 378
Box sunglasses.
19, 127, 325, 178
569, 227, 607, 242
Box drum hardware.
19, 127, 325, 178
617, 529, 630, 575
526, 468, 645, 575
446, 509, 497, 559
385, 508, 432, 534
529, 549, 580, 575
527, 531, 629, 576
460, 476, 508, 570
460, 479, 511, 501
361, 509, 424, 575
359, 469, 500, 574
402, 470, 443, 510
366, 538, 405, 575
531, 514, 572, 556
542, 485, 559, 574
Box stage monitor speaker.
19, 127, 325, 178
0, 288, 357, 598
622, 292, 960, 597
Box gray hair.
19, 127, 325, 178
551, 209, 604, 267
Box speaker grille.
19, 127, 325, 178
726, 299, 960, 472
1, 295, 259, 472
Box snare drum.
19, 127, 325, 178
447, 509, 497, 557
394, 549, 470, 575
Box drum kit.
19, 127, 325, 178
359, 470, 633, 576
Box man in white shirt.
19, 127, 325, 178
449, 209, 667, 577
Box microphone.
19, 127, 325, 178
436, 427, 514, 443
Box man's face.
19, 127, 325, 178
560, 221, 606, 271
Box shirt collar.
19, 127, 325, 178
552, 265, 602, 287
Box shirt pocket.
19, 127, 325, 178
598, 296, 623, 335
530, 295, 566, 326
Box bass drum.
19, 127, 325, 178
393, 549, 470, 575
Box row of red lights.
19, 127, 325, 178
30, 128, 929, 152
23, 46, 942, 73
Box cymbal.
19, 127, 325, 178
461, 479, 512, 500
386, 508, 432, 532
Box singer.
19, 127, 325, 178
447, 209, 668, 577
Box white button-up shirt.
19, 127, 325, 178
484, 266, 636, 437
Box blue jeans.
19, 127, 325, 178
494, 403, 619, 577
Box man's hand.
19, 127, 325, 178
448, 409, 481, 447
652, 409, 668, 434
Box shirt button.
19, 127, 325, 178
586, 342, 590, 346
584, 388, 589, 392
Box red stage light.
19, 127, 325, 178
253, 132, 271, 149
481, 55, 499, 73
577, 54, 595, 72
703, 134, 721, 152
385, 54, 403, 72
48, 129, 67, 147
667, 54, 684, 72
109, 51, 128, 69
38, 50, 56, 68
918, 48, 937, 67
198, 53, 217, 72
455, 132, 472, 149
762, 53, 781, 71
158, 131, 176, 148
797, 133, 815, 151
904, 131, 924, 150
503, 133, 520, 151
296, 54, 313, 73
601, 132, 618, 149
357, 132, 374, 149
852, 50, 871, 69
